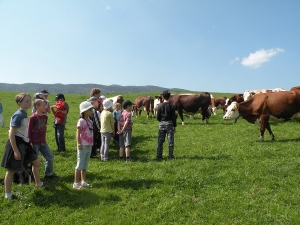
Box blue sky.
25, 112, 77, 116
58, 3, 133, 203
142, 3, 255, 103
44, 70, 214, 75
0, 0, 299, 93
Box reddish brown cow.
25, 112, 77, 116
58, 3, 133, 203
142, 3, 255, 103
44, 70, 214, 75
168, 92, 211, 125
225, 94, 244, 107
210, 97, 227, 115
223, 86, 300, 141
133, 96, 154, 118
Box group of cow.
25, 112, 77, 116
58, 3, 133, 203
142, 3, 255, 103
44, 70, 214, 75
107, 86, 300, 141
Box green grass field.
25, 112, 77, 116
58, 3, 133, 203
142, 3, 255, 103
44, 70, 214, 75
0, 90, 300, 224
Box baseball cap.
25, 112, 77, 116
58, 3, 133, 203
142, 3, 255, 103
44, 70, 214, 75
88, 96, 98, 102
54, 93, 65, 101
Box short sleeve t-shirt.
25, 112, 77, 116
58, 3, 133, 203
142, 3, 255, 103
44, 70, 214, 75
77, 118, 93, 145
10, 109, 29, 142
119, 111, 133, 130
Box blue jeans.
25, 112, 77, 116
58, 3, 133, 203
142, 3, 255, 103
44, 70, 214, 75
32, 143, 54, 176
55, 124, 66, 151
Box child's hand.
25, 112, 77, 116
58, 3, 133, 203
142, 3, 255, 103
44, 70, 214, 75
14, 150, 21, 160
77, 144, 82, 150
117, 130, 122, 135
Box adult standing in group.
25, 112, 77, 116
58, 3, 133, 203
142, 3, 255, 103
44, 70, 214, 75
51, 93, 69, 152
89, 88, 102, 158
41, 89, 51, 114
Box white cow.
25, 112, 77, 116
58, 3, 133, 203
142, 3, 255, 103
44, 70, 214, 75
107, 95, 124, 106
243, 88, 286, 101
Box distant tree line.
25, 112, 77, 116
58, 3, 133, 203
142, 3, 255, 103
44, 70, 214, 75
0, 83, 190, 94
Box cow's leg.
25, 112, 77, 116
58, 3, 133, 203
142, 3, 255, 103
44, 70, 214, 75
259, 115, 273, 141
201, 107, 210, 125
178, 110, 184, 125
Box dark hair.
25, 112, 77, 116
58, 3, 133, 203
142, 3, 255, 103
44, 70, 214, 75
122, 100, 133, 109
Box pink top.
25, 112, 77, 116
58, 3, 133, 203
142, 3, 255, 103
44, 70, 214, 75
119, 110, 133, 130
77, 118, 93, 145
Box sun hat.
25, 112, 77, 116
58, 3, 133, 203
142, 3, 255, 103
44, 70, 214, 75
79, 101, 93, 114
54, 93, 65, 101
103, 99, 113, 109
122, 100, 133, 109
33, 93, 44, 100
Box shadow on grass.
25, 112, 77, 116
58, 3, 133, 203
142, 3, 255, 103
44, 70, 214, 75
104, 178, 162, 190
31, 174, 122, 208
178, 154, 231, 161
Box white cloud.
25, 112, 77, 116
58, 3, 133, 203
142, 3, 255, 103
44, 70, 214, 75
241, 48, 284, 68
104, 5, 111, 10
230, 57, 240, 65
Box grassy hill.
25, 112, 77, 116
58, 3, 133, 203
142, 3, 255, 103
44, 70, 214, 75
0, 90, 300, 224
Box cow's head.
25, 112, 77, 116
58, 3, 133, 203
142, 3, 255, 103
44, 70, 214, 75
223, 102, 240, 120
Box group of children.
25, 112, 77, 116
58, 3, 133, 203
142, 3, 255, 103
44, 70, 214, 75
1, 88, 176, 197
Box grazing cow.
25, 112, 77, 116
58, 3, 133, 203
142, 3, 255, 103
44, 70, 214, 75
133, 96, 154, 118
108, 95, 124, 106
210, 97, 227, 115
243, 88, 286, 101
168, 92, 211, 125
223, 86, 300, 141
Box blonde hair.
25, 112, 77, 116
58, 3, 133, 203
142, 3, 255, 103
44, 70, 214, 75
33, 99, 45, 109
15, 93, 30, 104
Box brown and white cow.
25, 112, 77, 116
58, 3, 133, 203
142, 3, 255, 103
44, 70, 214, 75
168, 92, 211, 125
223, 86, 300, 141
133, 96, 154, 118
108, 95, 124, 106
225, 94, 244, 107
210, 97, 227, 115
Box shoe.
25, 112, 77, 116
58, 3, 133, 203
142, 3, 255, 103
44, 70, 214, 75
35, 182, 45, 188
125, 158, 132, 162
5, 194, 20, 200
73, 183, 82, 189
44, 174, 58, 179
81, 182, 92, 188
90, 154, 97, 158
101, 158, 108, 162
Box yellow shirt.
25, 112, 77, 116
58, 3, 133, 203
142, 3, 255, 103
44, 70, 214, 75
100, 110, 114, 133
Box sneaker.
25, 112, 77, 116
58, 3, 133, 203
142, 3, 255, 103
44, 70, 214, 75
81, 182, 92, 188
101, 158, 108, 162
35, 182, 45, 188
73, 183, 82, 189
125, 158, 132, 162
5, 194, 20, 200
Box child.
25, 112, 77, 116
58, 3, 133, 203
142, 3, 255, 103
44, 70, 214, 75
88, 96, 101, 158
112, 103, 122, 142
73, 101, 94, 189
1, 93, 44, 200
28, 99, 56, 179
156, 90, 177, 160
0, 98, 4, 128
40, 89, 51, 114
100, 99, 114, 161
50, 93, 69, 152
117, 100, 133, 162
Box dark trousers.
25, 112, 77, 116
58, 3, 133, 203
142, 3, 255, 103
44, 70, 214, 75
91, 128, 100, 156
157, 121, 174, 158
55, 124, 66, 151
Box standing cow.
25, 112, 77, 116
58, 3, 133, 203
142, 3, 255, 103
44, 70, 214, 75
168, 92, 211, 125
223, 86, 300, 141
133, 96, 154, 118
210, 97, 227, 115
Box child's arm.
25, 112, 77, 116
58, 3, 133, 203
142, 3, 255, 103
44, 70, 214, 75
118, 120, 129, 134
9, 127, 21, 160
50, 105, 56, 115
76, 127, 82, 150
